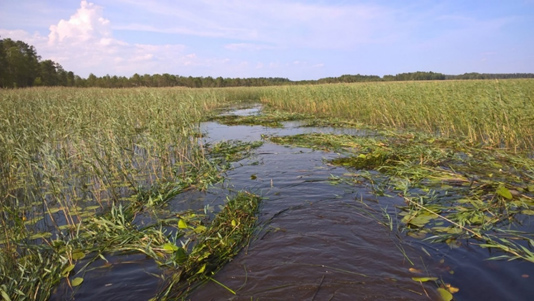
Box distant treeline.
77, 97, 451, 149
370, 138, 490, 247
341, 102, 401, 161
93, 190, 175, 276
1, 38, 533, 89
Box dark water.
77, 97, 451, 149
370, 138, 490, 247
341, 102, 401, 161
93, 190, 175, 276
52, 107, 534, 300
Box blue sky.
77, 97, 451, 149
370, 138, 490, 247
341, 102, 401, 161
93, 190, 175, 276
1, 0, 533, 80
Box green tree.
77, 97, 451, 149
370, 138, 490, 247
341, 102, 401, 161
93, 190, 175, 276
0, 38, 7, 87
1, 38, 40, 87
87, 73, 98, 86
39, 60, 58, 86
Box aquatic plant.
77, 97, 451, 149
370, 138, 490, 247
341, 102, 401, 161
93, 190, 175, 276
0, 87, 262, 299
269, 132, 534, 263
260, 79, 534, 152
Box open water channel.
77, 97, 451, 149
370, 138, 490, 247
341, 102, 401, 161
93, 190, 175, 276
52, 106, 534, 300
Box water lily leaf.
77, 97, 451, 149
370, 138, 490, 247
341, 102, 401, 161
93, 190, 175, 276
408, 214, 435, 228
61, 264, 75, 277
496, 185, 513, 200
193, 225, 207, 234
163, 243, 178, 253
412, 277, 438, 282
178, 219, 188, 229
72, 251, 85, 260
522, 210, 534, 215
71, 277, 84, 287
437, 288, 453, 301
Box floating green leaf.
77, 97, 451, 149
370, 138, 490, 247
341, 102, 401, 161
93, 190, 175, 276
72, 251, 85, 260
61, 264, 75, 277
71, 277, 84, 287
163, 243, 179, 253
432, 226, 463, 234
407, 213, 435, 228
411, 277, 438, 282
193, 225, 207, 234
178, 219, 188, 229
437, 288, 453, 301
496, 185, 513, 200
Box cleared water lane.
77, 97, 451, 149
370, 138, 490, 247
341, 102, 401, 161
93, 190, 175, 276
192, 110, 440, 299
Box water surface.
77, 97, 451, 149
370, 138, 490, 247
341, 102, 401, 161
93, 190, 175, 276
53, 106, 534, 300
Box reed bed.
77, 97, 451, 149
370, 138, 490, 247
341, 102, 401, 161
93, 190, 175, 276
1, 88, 203, 236
260, 79, 534, 152
0, 86, 260, 299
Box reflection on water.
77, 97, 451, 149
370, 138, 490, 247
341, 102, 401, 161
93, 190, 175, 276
201, 121, 371, 145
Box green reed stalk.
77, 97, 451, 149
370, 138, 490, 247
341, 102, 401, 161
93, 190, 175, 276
259, 79, 534, 152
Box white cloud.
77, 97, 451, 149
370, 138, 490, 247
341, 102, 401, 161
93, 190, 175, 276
48, 1, 111, 44
0, 29, 47, 45
1, 1, 196, 77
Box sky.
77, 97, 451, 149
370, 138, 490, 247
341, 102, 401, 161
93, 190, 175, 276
1, 0, 533, 80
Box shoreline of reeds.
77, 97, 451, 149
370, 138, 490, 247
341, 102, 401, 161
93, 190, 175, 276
259, 79, 534, 153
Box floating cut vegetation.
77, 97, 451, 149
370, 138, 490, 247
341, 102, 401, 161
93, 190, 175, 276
205, 108, 312, 128
157, 191, 261, 299
260, 79, 534, 152
270, 132, 534, 263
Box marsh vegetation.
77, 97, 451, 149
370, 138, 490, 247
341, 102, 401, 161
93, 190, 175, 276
1, 79, 533, 299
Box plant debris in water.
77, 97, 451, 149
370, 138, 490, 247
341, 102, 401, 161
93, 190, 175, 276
157, 191, 261, 299
206, 140, 263, 165
269, 132, 534, 263
0, 120, 262, 300
205, 109, 312, 128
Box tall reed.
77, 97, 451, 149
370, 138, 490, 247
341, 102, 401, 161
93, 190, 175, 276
260, 79, 534, 152
0, 86, 260, 298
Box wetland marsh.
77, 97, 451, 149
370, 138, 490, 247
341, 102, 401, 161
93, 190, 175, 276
1, 80, 534, 300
